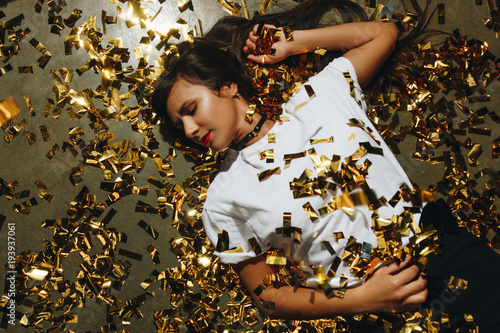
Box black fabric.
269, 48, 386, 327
231, 114, 268, 151
348, 199, 500, 332
422, 199, 500, 333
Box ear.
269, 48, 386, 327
219, 82, 238, 98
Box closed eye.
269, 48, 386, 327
189, 106, 197, 116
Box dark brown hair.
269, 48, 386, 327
151, 0, 368, 146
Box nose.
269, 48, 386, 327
183, 118, 199, 139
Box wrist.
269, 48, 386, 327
345, 283, 374, 314
286, 30, 313, 56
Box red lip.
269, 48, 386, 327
201, 132, 211, 145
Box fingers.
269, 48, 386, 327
400, 286, 428, 311
402, 272, 427, 295
395, 264, 421, 283
398, 256, 411, 269
394, 267, 428, 312
367, 259, 428, 313
379, 257, 410, 276
244, 23, 283, 61
244, 32, 259, 53
245, 24, 267, 54
246, 54, 265, 64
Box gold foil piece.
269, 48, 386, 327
314, 47, 327, 56
245, 103, 256, 123
1, 114, 19, 131
39, 125, 50, 141
248, 237, 262, 255
35, 178, 54, 203
1, 1, 494, 331
13, 197, 37, 214
310, 136, 334, 145
18, 66, 33, 74
259, 149, 274, 163
0, 97, 20, 126
5, 119, 27, 143
321, 240, 336, 255
0, 64, 13, 77
303, 202, 319, 222
282, 25, 293, 41
22, 129, 36, 144
266, 255, 287, 266
46, 143, 59, 159
467, 144, 482, 166
258, 166, 281, 182
267, 133, 275, 143
147, 244, 160, 265
138, 219, 159, 240
335, 274, 349, 298
216, 229, 229, 252
446, 276, 468, 296
294, 85, 316, 112
283, 151, 306, 168
493, 137, 500, 159
347, 118, 381, 145
333, 232, 345, 242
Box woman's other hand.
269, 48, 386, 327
243, 24, 290, 65
355, 257, 428, 313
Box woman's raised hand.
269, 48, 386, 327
356, 257, 428, 313
243, 24, 291, 65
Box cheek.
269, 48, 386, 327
217, 103, 238, 124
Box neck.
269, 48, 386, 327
233, 102, 274, 150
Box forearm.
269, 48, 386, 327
236, 256, 426, 320
285, 22, 398, 56
258, 283, 373, 320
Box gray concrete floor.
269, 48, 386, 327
0, 0, 499, 332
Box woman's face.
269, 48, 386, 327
166, 78, 243, 152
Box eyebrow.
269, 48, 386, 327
173, 98, 191, 128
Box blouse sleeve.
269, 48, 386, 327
322, 57, 366, 110
202, 208, 260, 264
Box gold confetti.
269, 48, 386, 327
314, 47, 327, 55
303, 202, 319, 222
216, 229, 229, 252
4, 119, 27, 143
267, 133, 275, 143
310, 136, 333, 145
333, 232, 345, 242
467, 144, 482, 166
46, 143, 59, 159
18, 66, 33, 73
22, 129, 36, 145
35, 178, 54, 203
266, 255, 287, 266
446, 276, 468, 296
245, 103, 256, 123
347, 118, 380, 145
39, 125, 50, 141
283, 151, 306, 168
249, 237, 262, 255
138, 219, 159, 240
0, 97, 20, 126
147, 244, 160, 265
259, 149, 274, 163
257, 166, 281, 182
1, 0, 496, 331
